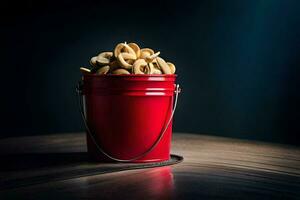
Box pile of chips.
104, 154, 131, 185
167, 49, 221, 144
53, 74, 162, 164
80, 42, 176, 75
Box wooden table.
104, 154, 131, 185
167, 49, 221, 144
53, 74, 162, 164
0, 133, 299, 199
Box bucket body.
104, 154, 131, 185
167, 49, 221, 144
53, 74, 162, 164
82, 74, 176, 163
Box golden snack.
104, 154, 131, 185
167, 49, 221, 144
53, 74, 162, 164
80, 67, 91, 74
140, 48, 154, 59
80, 42, 176, 75
96, 52, 113, 65
111, 68, 130, 74
167, 62, 176, 74
128, 43, 141, 58
123, 43, 137, 59
133, 59, 149, 74
114, 43, 136, 59
156, 57, 171, 74
149, 62, 162, 74
117, 53, 135, 69
90, 56, 98, 67
109, 60, 119, 71
96, 65, 110, 75
145, 51, 160, 63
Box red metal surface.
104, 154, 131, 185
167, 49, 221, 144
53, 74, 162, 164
83, 74, 176, 162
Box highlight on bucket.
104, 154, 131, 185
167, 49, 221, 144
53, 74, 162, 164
76, 42, 181, 163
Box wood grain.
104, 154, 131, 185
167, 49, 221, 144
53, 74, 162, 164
0, 133, 299, 199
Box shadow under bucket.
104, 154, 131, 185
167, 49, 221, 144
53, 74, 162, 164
77, 74, 180, 163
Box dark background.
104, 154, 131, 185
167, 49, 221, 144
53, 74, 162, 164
1, 0, 300, 145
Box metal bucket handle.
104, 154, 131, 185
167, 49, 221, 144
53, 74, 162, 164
76, 81, 181, 162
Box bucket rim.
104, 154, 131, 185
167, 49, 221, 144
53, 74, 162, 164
83, 74, 177, 78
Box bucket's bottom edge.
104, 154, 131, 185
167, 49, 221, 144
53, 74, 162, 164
129, 157, 170, 163
89, 155, 171, 163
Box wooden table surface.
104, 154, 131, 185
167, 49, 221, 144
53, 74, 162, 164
0, 133, 299, 200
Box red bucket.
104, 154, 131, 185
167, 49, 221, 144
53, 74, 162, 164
77, 74, 179, 163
